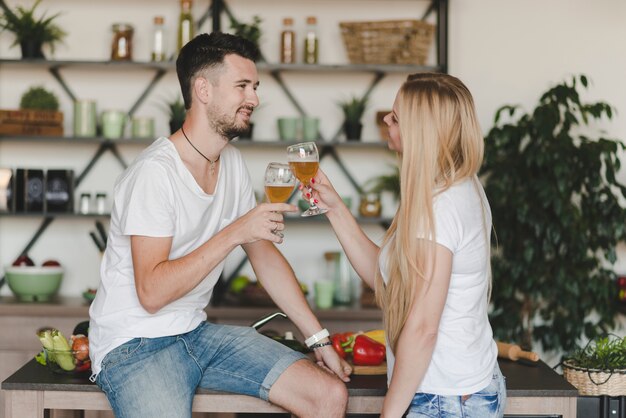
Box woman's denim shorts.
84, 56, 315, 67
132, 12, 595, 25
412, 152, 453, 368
406, 362, 507, 418
95, 321, 307, 418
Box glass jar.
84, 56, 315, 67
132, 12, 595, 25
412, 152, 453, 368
79, 193, 91, 214
95, 192, 107, 214
111, 23, 134, 61
359, 192, 381, 217
151, 16, 166, 62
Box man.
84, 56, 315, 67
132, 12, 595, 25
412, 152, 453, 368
89, 32, 351, 418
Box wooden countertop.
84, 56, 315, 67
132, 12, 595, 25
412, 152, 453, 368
2, 357, 577, 398
0, 296, 382, 321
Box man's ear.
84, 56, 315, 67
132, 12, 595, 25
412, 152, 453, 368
193, 76, 212, 105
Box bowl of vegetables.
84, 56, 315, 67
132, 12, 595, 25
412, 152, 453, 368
36, 329, 91, 375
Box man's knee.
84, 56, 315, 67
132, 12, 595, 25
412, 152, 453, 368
314, 376, 348, 413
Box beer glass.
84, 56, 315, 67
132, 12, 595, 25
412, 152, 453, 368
286, 142, 327, 217
264, 162, 296, 237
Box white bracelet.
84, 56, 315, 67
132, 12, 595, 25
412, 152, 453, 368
304, 328, 330, 348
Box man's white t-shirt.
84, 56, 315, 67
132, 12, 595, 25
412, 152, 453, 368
380, 176, 497, 396
89, 137, 256, 376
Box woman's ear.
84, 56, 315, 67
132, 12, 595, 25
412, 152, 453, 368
193, 77, 212, 105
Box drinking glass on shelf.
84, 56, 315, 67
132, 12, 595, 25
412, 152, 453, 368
264, 162, 296, 237
286, 142, 327, 217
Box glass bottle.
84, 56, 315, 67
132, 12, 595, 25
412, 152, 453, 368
280, 17, 296, 64
151, 16, 166, 62
111, 23, 134, 61
303, 16, 318, 64
178, 0, 194, 51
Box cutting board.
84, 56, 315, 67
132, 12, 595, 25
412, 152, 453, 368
350, 360, 387, 375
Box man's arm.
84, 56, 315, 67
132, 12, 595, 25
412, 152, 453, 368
244, 239, 352, 381
131, 203, 291, 313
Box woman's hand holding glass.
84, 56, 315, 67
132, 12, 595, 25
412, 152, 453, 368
286, 142, 327, 217
264, 162, 296, 238
304, 168, 344, 213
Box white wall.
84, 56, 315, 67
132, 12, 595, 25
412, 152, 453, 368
1, 0, 625, 343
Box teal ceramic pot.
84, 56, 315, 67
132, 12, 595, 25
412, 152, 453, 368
5, 266, 63, 302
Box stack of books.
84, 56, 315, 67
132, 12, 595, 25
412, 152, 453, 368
0, 109, 64, 136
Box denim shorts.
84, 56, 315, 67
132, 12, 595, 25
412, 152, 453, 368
95, 321, 307, 418
405, 362, 507, 418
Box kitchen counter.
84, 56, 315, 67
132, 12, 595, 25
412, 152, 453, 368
2, 357, 578, 417
0, 296, 382, 321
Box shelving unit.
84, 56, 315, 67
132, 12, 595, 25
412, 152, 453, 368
0, 0, 448, 292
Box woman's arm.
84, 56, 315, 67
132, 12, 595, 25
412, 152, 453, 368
381, 243, 453, 418
309, 169, 380, 288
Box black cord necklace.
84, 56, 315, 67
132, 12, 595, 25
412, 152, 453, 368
181, 125, 220, 176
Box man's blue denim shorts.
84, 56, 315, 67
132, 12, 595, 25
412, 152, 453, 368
95, 321, 307, 418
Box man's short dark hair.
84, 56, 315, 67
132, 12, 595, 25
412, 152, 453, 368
176, 32, 260, 109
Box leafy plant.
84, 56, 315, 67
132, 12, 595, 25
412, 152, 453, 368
162, 96, 186, 133
338, 95, 368, 124
481, 75, 626, 355
20, 85, 59, 110
230, 15, 262, 48
566, 335, 626, 371
365, 165, 400, 200
0, 0, 66, 56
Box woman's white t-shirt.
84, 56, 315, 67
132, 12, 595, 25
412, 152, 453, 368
89, 137, 256, 376
380, 177, 497, 396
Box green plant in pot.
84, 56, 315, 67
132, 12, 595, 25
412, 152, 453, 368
481, 74, 626, 356
229, 15, 262, 51
338, 95, 368, 141
562, 334, 626, 396
20, 85, 59, 110
163, 96, 186, 134
0, 0, 66, 59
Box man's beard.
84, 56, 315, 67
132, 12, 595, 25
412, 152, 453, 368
210, 106, 253, 141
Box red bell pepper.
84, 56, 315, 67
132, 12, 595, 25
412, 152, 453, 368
330, 332, 355, 359
352, 335, 386, 366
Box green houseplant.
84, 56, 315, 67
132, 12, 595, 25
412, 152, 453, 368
229, 15, 262, 50
562, 335, 626, 396
338, 95, 368, 140
20, 86, 59, 110
366, 165, 400, 200
0, 0, 66, 59
481, 75, 626, 356
163, 96, 186, 134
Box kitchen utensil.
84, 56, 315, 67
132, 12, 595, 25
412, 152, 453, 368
95, 220, 108, 246
250, 312, 287, 330
89, 231, 105, 253
5, 266, 63, 302
496, 341, 539, 362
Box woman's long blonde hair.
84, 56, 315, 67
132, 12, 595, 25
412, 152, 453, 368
375, 73, 485, 351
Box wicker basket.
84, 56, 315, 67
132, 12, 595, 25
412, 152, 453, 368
562, 360, 626, 396
339, 20, 435, 65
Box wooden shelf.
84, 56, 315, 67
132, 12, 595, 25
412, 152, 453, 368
0, 135, 153, 144
0, 58, 441, 74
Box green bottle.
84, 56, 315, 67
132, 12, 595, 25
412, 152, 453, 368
178, 0, 194, 51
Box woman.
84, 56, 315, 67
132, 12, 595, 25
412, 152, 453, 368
309, 73, 506, 417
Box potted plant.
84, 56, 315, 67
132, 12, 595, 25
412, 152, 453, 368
562, 335, 626, 396
0, 0, 66, 59
338, 95, 368, 140
365, 165, 400, 218
20, 85, 59, 110
481, 75, 626, 356
229, 15, 262, 51
163, 96, 186, 134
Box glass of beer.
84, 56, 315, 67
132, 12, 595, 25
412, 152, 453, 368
286, 142, 327, 217
264, 162, 296, 237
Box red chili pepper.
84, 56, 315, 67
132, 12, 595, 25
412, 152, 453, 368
330, 332, 355, 358
352, 335, 386, 366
